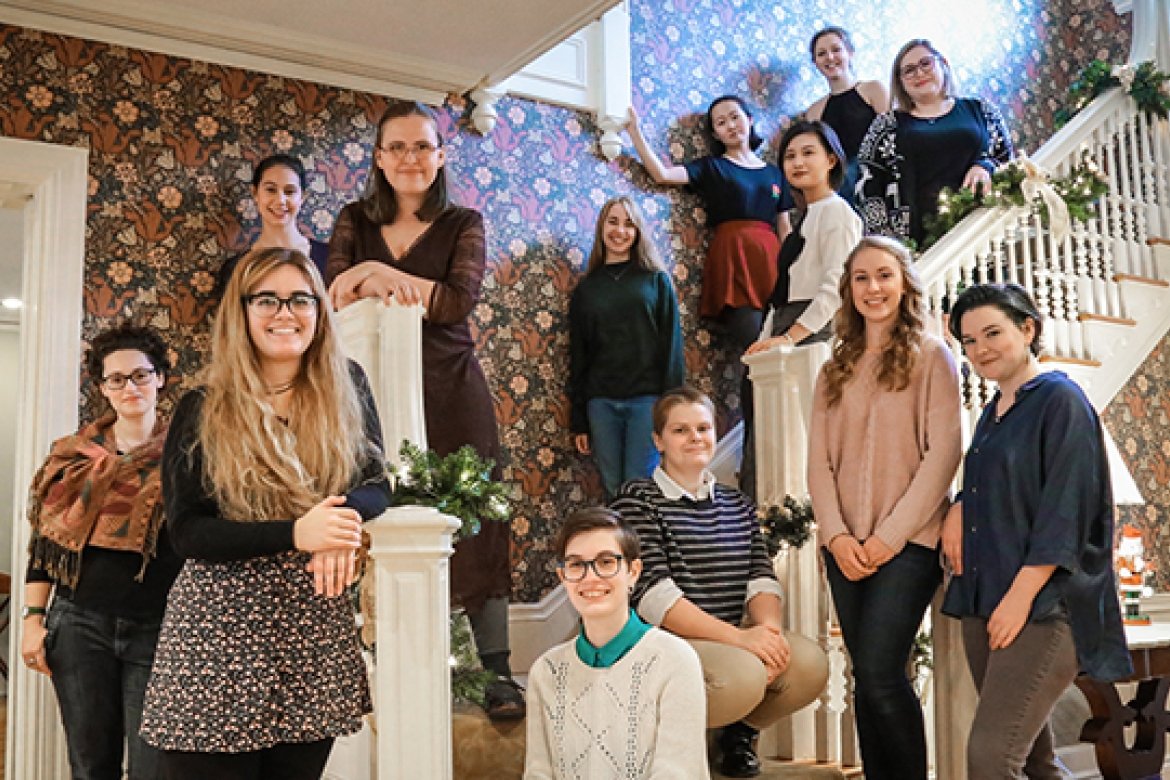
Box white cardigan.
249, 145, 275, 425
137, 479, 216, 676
787, 193, 863, 335
524, 627, 710, 779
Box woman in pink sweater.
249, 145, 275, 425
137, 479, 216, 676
807, 235, 962, 780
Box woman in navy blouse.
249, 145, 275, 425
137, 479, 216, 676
856, 39, 1013, 246
627, 97, 786, 354
941, 283, 1130, 779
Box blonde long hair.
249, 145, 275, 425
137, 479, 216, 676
585, 196, 664, 275
199, 247, 373, 521
822, 236, 924, 407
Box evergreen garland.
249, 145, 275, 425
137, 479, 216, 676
389, 440, 510, 540
1055, 59, 1170, 127
921, 153, 1108, 251
757, 495, 814, 557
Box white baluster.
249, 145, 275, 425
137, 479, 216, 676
1104, 116, 1133, 275
1126, 114, 1155, 277
1138, 110, 1163, 240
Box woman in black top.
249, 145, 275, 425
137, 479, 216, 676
856, 39, 1013, 245
22, 324, 182, 780
569, 195, 685, 499
805, 26, 889, 202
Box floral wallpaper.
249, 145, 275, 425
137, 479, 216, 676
0, 0, 1139, 602
1103, 333, 1170, 592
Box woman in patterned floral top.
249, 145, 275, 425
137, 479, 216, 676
856, 39, 1013, 246
140, 247, 390, 779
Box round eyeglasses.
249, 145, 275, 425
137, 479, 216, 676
558, 553, 625, 582
379, 141, 439, 160
101, 367, 157, 391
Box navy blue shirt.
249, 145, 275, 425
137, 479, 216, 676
942, 371, 1131, 681
684, 156, 784, 227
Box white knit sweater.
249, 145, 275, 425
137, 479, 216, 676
524, 627, 710, 779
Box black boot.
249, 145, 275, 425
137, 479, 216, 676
719, 721, 761, 777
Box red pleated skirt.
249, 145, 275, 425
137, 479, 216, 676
699, 220, 780, 318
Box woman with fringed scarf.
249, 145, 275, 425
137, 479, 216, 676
22, 323, 182, 780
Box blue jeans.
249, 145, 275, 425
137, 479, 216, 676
824, 542, 941, 780
44, 597, 164, 780
586, 395, 659, 498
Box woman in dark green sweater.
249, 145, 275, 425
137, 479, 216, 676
569, 196, 685, 498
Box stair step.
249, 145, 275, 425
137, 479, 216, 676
1078, 312, 1137, 327
1114, 272, 1170, 288
1040, 354, 1102, 368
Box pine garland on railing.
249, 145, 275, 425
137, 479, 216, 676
758, 495, 814, 557
389, 441, 510, 540
1054, 59, 1170, 127
921, 153, 1108, 251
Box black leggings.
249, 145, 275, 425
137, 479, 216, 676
162, 738, 334, 780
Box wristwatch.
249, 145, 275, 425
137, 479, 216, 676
21, 605, 46, 620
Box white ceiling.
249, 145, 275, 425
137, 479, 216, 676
0, 0, 622, 102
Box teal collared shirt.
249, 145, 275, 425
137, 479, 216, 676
575, 609, 652, 668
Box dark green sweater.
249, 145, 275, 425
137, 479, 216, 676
568, 264, 685, 433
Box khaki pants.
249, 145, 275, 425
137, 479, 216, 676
689, 632, 830, 729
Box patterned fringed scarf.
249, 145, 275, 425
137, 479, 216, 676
27, 411, 168, 588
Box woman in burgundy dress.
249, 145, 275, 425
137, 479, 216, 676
326, 100, 522, 720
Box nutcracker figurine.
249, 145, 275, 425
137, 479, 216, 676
1117, 524, 1154, 626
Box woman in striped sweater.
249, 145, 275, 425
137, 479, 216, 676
612, 387, 829, 778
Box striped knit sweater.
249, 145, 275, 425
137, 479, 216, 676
612, 476, 781, 626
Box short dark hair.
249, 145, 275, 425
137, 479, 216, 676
779, 119, 847, 191
948, 282, 1043, 356
251, 154, 306, 190
554, 507, 641, 562
651, 386, 715, 436
86, 323, 171, 383
705, 95, 764, 154
362, 100, 452, 224
808, 26, 854, 59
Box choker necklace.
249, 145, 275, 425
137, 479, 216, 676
267, 380, 296, 395
605, 264, 630, 281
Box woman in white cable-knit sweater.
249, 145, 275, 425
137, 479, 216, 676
524, 507, 709, 779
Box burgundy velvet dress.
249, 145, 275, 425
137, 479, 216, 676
326, 202, 508, 610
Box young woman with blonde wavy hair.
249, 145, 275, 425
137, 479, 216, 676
141, 247, 390, 780
807, 235, 962, 780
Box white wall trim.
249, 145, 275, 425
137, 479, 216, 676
2, 137, 87, 780
508, 583, 576, 675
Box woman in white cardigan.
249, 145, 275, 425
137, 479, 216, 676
524, 507, 708, 780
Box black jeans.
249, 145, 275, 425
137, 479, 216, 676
44, 597, 163, 780
824, 543, 941, 780
160, 739, 334, 780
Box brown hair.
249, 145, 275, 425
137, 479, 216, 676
199, 247, 375, 521
87, 323, 171, 385
651, 386, 715, 436
361, 100, 452, 224
809, 26, 854, 59
889, 38, 956, 111
822, 236, 925, 407
948, 282, 1043, 356
553, 507, 641, 562
585, 196, 664, 275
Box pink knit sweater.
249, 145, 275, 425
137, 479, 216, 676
809, 334, 962, 552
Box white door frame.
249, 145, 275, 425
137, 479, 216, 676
2, 136, 88, 780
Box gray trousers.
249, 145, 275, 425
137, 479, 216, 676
962, 616, 1078, 780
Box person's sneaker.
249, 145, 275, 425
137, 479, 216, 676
483, 676, 526, 722
718, 721, 761, 777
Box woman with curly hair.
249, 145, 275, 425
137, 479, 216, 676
807, 236, 962, 780
856, 39, 1013, 245
140, 247, 390, 779
22, 323, 181, 780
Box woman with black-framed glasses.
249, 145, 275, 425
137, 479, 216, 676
140, 247, 390, 779
324, 100, 521, 721
525, 507, 708, 779
22, 323, 182, 780
856, 38, 1013, 246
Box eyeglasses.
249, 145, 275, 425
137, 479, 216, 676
900, 55, 939, 80
379, 141, 439, 160
101, 367, 157, 391
558, 553, 625, 582
243, 292, 320, 318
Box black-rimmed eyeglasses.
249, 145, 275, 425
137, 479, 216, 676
243, 292, 320, 318
379, 141, 439, 160
900, 55, 939, 80
558, 553, 625, 582
101, 367, 157, 391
